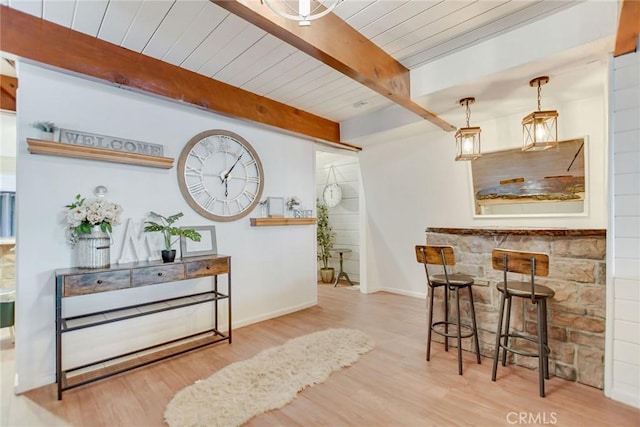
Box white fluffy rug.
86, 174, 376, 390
164, 328, 374, 427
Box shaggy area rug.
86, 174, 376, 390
164, 328, 374, 427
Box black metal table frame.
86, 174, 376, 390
54, 256, 231, 400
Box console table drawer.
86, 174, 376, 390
186, 258, 229, 278
63, 270, 131, 297
132, 264, 185, 287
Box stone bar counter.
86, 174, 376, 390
425, 227, 606, 389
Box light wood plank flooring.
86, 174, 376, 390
1, 284, 639, 426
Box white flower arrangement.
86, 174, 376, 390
65, 194, 123, 246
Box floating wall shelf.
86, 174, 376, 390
26, 138, 174, 169
250, 217, 317, 227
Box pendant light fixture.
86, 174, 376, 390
522, 76, 559, 151
262, 0, 343, 26
455, 97, 482, 161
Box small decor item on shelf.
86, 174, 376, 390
31, 121, 56, 141
258, 199, 269, 218
65, 194, 123, 268
267, 197, 284, 218
143, 212, 201, 263
286, 196, 301, 217
316, 199, 335, 284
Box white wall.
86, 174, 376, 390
316, 150, 360, 283
359, 94, 608, 297
606, 48, 640, 409
0, 111, 16, 191
14, 63, 318, 392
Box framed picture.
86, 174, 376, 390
267, 196, 284, 218
180, 225, 217, 257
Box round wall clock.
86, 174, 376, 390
177, 130, 264, 222
322, 165, 342, 207
323, 183, 342, 207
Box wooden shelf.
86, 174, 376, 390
250, 217, 317, 227
27, 138, 174, 169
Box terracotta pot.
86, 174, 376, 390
320, 267, 335, 284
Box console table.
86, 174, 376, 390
55, 254, 231, 400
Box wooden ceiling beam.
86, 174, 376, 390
614, 0, 640, 57
0, 6, 360, 150
212, 0, 456, 132
0, 74, 17, 112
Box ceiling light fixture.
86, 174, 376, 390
522, 76, 559, 151
455, 97, 481, 161
262, 0, 342, 26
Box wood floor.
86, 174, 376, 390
2, 284, 639, 427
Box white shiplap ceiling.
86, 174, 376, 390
2, 0, 615, 146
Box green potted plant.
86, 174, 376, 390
143, 212, 201, 263
316, 199, 335, 283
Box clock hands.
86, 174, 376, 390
220, 152, 244, 197
225, 152, 244, 179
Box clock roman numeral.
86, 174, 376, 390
200, 139, 215, 153
185, 165, 202, 177
189, 151, 207, 164
242, 189, 256, 201
188, 181, 206, 197
218, 138, 230, 152
203, 195, 216, 210
243, 159, 256, 168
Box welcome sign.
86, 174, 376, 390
58, 129, 164, 156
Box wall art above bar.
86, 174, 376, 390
58, 128, 164, 156
471, 137, 586, 217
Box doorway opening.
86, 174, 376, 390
315, 149, 363, 292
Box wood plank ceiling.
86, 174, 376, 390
0, 0, 623, 149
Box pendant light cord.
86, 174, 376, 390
465, 100, 471, 127
537, 81, 543, 111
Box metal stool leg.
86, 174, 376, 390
537, 301, 546, 397
541, 299, 551, 380
492, 291, 506, 381
501, 296, 512, 367
468, 286, 481, 364
426, 285, 435, 361
444, 285, 449, 352
455, 286, 463, 375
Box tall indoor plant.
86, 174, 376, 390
144, 212, 201, 262
316, 199, 335, 283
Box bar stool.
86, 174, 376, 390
415, 245, 481, 375
491, 249, 555, 397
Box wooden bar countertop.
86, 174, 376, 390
426, 227, 606, 237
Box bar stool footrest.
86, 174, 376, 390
431, 321, 476, 339
499, 332, 551, 358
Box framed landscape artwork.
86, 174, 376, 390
470, 137, 586, 216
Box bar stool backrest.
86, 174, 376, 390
492, 249, 549, 302
415, 245, 455, 287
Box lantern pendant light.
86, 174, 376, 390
455, 97, 482, 161
522, 76, 559, 151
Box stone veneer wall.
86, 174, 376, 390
425, 228, 606, 389
0, 242, 16, 289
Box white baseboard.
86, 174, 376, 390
232, 300, 317, 329
377, 287, 426, 300
609, 387, 640, 409
15, 372, 55, 395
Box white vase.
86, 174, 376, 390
76, 226, 110, 268
40, 130, 54, 141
